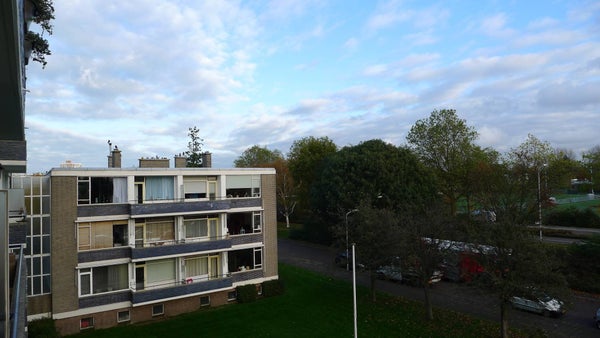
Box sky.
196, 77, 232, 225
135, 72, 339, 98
24, 0, 600, 173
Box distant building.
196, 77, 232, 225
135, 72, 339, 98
12, 148, 278, 335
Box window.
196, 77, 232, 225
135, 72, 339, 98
253, 211, 262, 232
78, 177, 127, 205
12, 174, 52, 296
184, 176, 218, 200
228, 248, 262, 272
227, 290, 237, 301
78, 221, 128, 251
80, 317, 94, 330
145, 176, 174, 201
227, 211, 261, 235
142, 217, 175, 245
185, 254, 220, 281
225, 175, 260, 198
146, 259, 176, 288
254, 248, 263, 269
117, 310, 130, 323
79, 264, 128, 296
184, 215, 219, 240
152, 304, 164, 316
200, 296, 210, 306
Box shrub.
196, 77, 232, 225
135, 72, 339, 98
262, 279, 284, 297
236, 284, 257, 303
545, 206, 600, 228
289, 218, 332, 245
28, 318, 59, 338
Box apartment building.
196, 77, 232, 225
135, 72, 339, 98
12, 150, 278, 335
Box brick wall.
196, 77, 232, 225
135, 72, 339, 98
50, 176, 79, 314
261, 173, 278, 278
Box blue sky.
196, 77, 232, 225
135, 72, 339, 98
24, 0, 600, 172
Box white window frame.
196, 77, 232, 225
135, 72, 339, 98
254, 248, 263, 269
152, 304, 164, 316
80, 317, 94, 330
117, 310, 130, 323
252, 211, 262, 233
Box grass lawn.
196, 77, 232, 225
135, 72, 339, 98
70, 264, 528, 338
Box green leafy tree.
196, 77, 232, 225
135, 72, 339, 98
397, 202, 454, 320
565, 235, 600, 293
185, 126, 204, 167
287, 136, 337, 217
582, 145, 600, 193
311, 139, 437, 220
505, 134, 553, 224
348, 203, 400, 302
468, 221, 569, 338
548, 148, 580, 191
406, 109, 478, 215
234, 145, 283, 168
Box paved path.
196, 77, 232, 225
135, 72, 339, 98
278, 238, 600, 338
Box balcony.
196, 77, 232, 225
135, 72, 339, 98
132, 238, 232, 260
132, 276, 232, 304
130, 197, 262, 217
78, 246, 131, 263
79, 290, 131, 309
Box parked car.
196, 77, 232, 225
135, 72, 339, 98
376, 264, 403, 282
376, 260, 443, 286
510, 292, 565, 317
595, 307, 600, 329
334, 252, 364, 271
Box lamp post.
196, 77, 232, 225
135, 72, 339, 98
345, 209, 359, 271
537, 163, 547, 240
352, 243, 358, 338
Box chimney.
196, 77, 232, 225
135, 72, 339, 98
112, 146, 122, 168
201, 152, 212, 168
174, 154, 187, 168
139, 156, 170, 168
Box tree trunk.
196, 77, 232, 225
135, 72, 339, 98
500, 301, 509, 338
423, 283, 433, 320
285, 214, 290, 228
370, 272, 377, 302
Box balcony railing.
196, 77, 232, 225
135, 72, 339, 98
132, 274, 233, 304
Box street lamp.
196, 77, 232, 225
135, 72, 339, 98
537, 163, 547, 240
345, 209, 359, 271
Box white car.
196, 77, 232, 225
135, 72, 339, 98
510, 293, 565, 317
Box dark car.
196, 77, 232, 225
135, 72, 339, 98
334, 252, 364, 271
595, 307, 600, 329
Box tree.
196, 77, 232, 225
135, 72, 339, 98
397, 202, 454, 320
468, 221, 569, 338
185, 126, 204, 167
234, 145, 283, 168
287, 136, 337, 217
349, 202, 400, 302
504, 134, 554, 224
271, 158, 297, 228
406, 109, 478, 215
311, 139, 437, 221
26, 0, 55, 68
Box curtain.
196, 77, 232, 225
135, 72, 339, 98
112, 178, 127, 203
185, 219, 208, 238
147, 259, 176, 284
107, 264, 128, 291
145, 176, 174, 201
185, 257, 208, 278
146, 220, 174, 241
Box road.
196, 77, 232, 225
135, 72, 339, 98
278, 238, 600, 338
